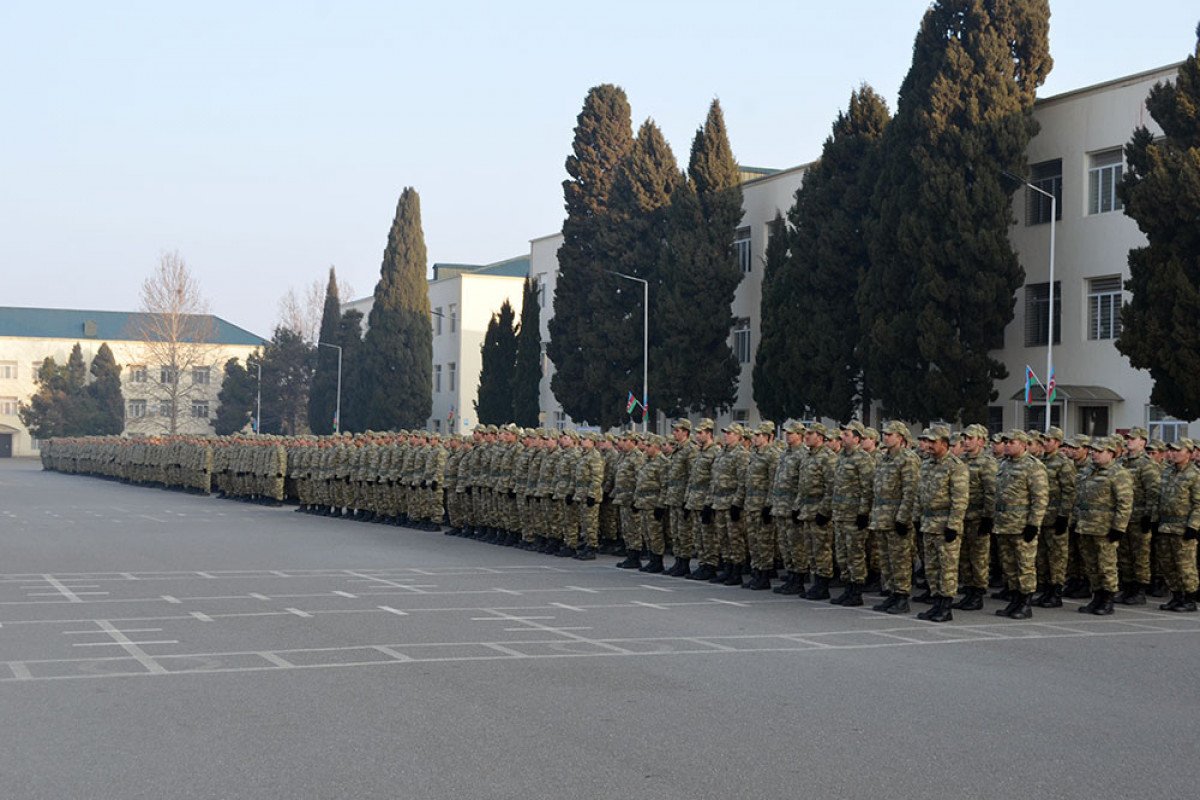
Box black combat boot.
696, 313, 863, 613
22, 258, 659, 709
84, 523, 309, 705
872, 593, 898, 613
830, 582, 854, 605
1063, 579, 1092, 599
951, 588, 982, 611
573, 545, 596, 561
1007, 593, 1034, 620
688, 563, 717, 582
1147, 575, 1169, 598
722, 563, 745, 587
842, 582, 864, 607
996, 594, 1023, 617
1079, 592, 1104, 614
295, 505, 307, 513
1176, 592, 1199, 612
913, 587, 934, 604
554, 544, 576, 558
886, 593, 911, 615
639, 554, 665, 574
1118, 582, 1147, 605
710, 560, 731, 584
665, 557, 691, 578
804, 575, 831, 600
1035, 584, 1063, 608
743, 569, 771, 590
917, 596, 941, 620
772, 572, 799, 595
990, 586, 1015, 601
1090, 590, 1115, 615
927, 596, 954, 623
863, 572, 882, 593
616, 549, 642, 570
1160, 591, 1184, 611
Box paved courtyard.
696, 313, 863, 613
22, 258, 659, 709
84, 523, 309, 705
0, 458, 1195, 799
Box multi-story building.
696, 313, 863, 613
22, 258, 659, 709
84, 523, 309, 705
0, 307, 262, 457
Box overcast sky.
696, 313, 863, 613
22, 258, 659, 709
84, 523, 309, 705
2, 1, 1196, 338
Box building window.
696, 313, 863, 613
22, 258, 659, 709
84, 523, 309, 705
0, 362, 15, 380
191, 401, 209, 419
434, 364, 442, 393
128, 399, 147, 418
733, 318, 751, 364
1024, 282, 1061, 347
158, 401, 174, 418
1087, 276, 1123, 341
433, 418, 441, 433
1024, 404, 1062, 432
1088, 149, 1124, 215
732, 409, 749, 423
449, 362, 457, 392
1026, 159, 1062, 226
30, 438, 42, 451
733, 227, 752, 274
160, 366, 178, 385
448, 304, 457, 333
31, 362, 44, 380
129, 365, 147, 384
535, 274, 546, 307
987, 406, 1004, 435
434, 307, 443, 335
192, 366, 211, 385
554, 411, 566, 431
0, 397, 17, 416
1148, 406, 1188, 444
1078, 406, 1109, 437
539, 343, 547, 375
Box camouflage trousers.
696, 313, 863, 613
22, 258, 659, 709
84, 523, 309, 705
692, 513, 719, 567
773, 515, 804, 572
957, 519, 990, 590
834, 522, 869, 583
599, 500, 619, 543
546, 499, 566, 543
670, 508, 693, 558
1161, 534, 1199, 593
639, 508, 666, 556
618, 505, 639, 550
998, 534, 1039, 594
1118, 526, 1153, 584
876, 527, 913, 594
1080, 535, 1119, 592
923, 528, 961, 597
712, 510, 746, 565
745, 509, 776, 571
449, 491, 467, 528
867, 531, 883, 576
1036, 522, 1070, 587
1066, 528, 1085, 581
570, 501, 599, 548
804, 520, 834, 578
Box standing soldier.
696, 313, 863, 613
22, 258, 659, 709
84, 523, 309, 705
598, 435, 621, 554
684, 419, 721, 582
797, 424, 836, 600
952, 424, 998, 611
614, 434, 647, 568
869, 421, 921, 614
632, 436, 670, 573
1033, 427, 1077, 607
743, 422, 781, 591
534, 431, 562, 553
664, 420, 697, 577
1062, 434, 1094, 598
915, 425, 969, 622
829, 421, 875, 606
1116, 427, 1162, 604
1073, 437, 1134, 615
770, 422, 808, 596
553, 431, 582, 557
708, 424, 750, 586
1153, 439, 1200, 612
993, 430, 1050, 619
571, 432, 604, 560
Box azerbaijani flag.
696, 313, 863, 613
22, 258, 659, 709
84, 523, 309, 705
1024, 365, 1037, 405
1047, 368, 1057, 403
625, 392, 638, 414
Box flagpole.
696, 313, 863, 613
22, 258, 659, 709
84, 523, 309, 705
1045, 191, 1056, 432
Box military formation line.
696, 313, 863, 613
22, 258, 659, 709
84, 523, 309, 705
39, 417, 1200, 621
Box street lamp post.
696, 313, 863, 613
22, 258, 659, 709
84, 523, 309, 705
608, 271, 648, 433
255, 359, 261, 434
318, 342, 343, 434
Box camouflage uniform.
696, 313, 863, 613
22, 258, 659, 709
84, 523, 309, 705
571, 438, 605, 555
869, 425, 921, 598
1036, 432, 1077, 594
958, 428, 998, 593
796, 429, 836, 591
632, 448, 669, 560
684, 422, 721, 576
663, 423, 697, 574
1119, 438, 1162, 594
744, 424, 781, 575
768, 424, 807, 581
830, 423, 875, 587
916, 432, 969, 601
1074, 439, 1133, 597
612, 441, 646, 553
994, 432, 1050, 596
708, 427, 750, 574
1153, 441, 1200, 609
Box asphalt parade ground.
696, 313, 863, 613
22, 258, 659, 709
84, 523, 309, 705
0, 459, 1196, 799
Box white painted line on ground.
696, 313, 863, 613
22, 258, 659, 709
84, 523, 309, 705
196, 572, 216, 579
137, 514, 166, 523
74, 640, 179, 647
63, 628, 162, 635
249, 593, 270, 601
41, 575, 83, 603
190, 612, 213, 622
493, 588, 522, 595
779, 635, 835, 648
121, 573, 138, 580
471, 615, 555, 622
686, 638, 738, 651
271, 571, 289, 577
565, 585, 599, 593
332, 591, 358, 598
485, 609, 634, 655
632, 600, 670, 610
162, 596, 181, 604
483, 642, 526, 657
378, 606, 409, 617
871, 631, 928, 644
371, 645, 412, 662
708, 598, 748, 607
638, 584, 673, 592
8, 663, 31, 680
344, 571, 431, 593
257, 652, 293, 668
285, 608, 312, 618
550, 602, 585, 612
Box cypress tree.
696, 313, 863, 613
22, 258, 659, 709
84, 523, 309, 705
359, 187, 433, 431
860, 0, 1052, 422
308, 267, 342, 434
259, 326, 316, 435
335, 309, 366, 432
547, 84, 634, 427
1116, 26, 1200, 419
652, 100, 743, 418
512, 277, 542, 427
213, 357, 255, 435
19, 357, 72, 439
751, 211, 795, 421
87, 343, 125, 435
475, 300, 519, 425
757, 86, 890, 422
66, 343, 87, 392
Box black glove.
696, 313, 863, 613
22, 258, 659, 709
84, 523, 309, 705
566, 495, 574, 505
978, 517, 994, 536
421, 481, 428, 488
653, 507, 665, 521
1069, 522, 1077, 536
1185, 527, 1198, 541
586, 496, 595, 507
1053, 516, 1068, 535
1022, 525, 1039, 543
508, 490, 516, 499
1106, 528, 1124, 543
430, 481, 439, 491
701, 506, 714, 525
1152, 522, 1161, 538
815, 512, 830, 527
760, 508, 772, 524
791, 509, 801, 523
894, 522, 909, 538
682, 508, 690, 520
730, 506, 742, 522
1140, 516, 1151, 533
944, 528, 959, 543
465, 487, 472, 496
855, 514, 869, 530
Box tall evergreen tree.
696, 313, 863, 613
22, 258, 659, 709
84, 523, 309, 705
213, 357, 255, 435
260, 326, 316, 435
66, 343, 87, 392
19, 357, 73, 439
1116, 26, 1200, 419
757, 87, 891, 422
308, 267, 343, 434
547, 84, 634, 427
751, 212, 795, 421
512, 277, 542, 427
859, 0, 1052, 422
359, 187, 433, 430
652, 100, 743, 418
334, 309, 366, 432
86, 343, 124, 435
475, 301, 519, 425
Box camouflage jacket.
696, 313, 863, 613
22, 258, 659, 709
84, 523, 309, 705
743, 443, 780, 513
1123, 452, 1162, 528
663, 440, 696, 508
632, 453, 668, 511
612, 449, 646, 507
572, 448, 605, 502
1042, 451, 1078, 523
794, 446, 835, 522
684, 442, 720, 511
964, 450, 998, 522
869, 447, 920, 530
1074, 461, 1133, 537
1154, 462, 1200, 534
708, 445, 749, 511
917, 452, 969, 534
994, 453, 1049, 534
768, 443, 805, 517
830, 446, 874, 523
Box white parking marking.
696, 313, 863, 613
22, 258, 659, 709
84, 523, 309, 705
332, 591, 357, 598
190, 612, 213, 622
378, 606, 409, 617
285, 608, 312, 618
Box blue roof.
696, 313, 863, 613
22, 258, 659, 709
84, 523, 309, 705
472, 256, 530, 278
0, 307, 264, 346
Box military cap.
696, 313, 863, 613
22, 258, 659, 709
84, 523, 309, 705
672, 419, 692, 431
502, 422, 519, 434
783, 420, 807, 435
721, 422, 743, 435
991, 432, 1004, 444
1003, 429, 1032, 444
1148, 438, 1166, 452
863, 426, 880, 441
808, 422, 829, 438
565, 428, 582, 440
1070, 434, 1092, 449
1089, 435, 1120, 453
927, 424, 951, 442
756, 421, 776, 436
1168, 438, 1194, 451
1041, 426, 1064, 442
918, 427, 933, 441
695, 418, 716, 433
964, 423, 989, 440
1027, 429, 1043, 441
841, 420, 866, 437
882, 420, 910, 438
1126, 426, 1149, 441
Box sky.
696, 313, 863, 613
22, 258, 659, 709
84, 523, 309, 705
2, 1, 1197, 338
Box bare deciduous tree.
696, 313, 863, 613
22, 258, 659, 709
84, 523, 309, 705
277, 270, 354, 343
